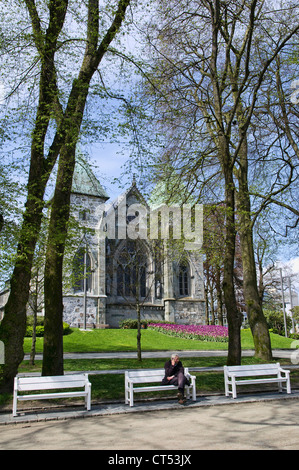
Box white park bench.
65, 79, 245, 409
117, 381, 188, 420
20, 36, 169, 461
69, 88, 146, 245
224, 363, 291, 399
125, 368, 196, 407
13, 374, 91, 417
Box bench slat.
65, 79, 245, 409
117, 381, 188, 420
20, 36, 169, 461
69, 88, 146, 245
131, 385, 178, 393
129, 376, 165, 384
17, 374, 87, 381
18, 380, 88, 391
234, 378, 288, 385
16, 374, 88, 391
226, 364, 279, 372
228, 369, 283, 378
17, 391, 89, 401
226, 364, 280, 374
126, 370, 165, 377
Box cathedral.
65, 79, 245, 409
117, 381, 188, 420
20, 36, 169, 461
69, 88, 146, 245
0, 155, 206, 328
63, 156, 205, 328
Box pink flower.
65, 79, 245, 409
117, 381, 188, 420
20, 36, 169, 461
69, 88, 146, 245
148, 322, 228, 342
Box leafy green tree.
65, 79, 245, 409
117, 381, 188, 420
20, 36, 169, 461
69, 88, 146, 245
0, 0, 132, 390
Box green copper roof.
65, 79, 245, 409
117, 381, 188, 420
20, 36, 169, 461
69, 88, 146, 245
149, 172, 195, 209
72, 155, 109, 200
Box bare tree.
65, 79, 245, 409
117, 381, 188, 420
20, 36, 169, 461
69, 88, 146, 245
136, 0, 298, 363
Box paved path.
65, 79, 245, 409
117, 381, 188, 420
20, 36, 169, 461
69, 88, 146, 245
1, 394, 299, 450
24, 348, 296, 360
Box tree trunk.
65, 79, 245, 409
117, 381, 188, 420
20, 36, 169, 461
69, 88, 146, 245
42, 143, 77, 376
240, 226, 272, 360
236, 164, 272, 361
222, 164, 242, 365
137, 303, 142, 362
215, 266, 223, 326
204, 285, 209, 324
29, 281, 38, 366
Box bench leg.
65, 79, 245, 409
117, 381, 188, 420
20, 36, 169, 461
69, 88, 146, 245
191, 378, 196, 401
125, 382, 130, 405
286, 376, 291, 394
129, 383, 134, 407
224, 378, 229, 397
232, 378, 237, 399
13, 377, 18, 417
86, 384, 91, 411
13, 392, 18, 417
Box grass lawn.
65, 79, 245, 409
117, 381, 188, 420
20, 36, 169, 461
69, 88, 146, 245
13, 354, 299, 404
0, 328, 295, 409
23, 327, 295, 355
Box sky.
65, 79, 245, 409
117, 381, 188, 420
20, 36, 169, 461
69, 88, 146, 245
87, 142, 132, 200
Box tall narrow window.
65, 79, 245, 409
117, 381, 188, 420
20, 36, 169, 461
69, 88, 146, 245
116, 241, 147, 299
73, 247, 92, 293
179, 263, 189, 296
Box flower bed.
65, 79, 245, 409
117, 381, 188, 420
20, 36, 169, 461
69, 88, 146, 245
148, 322, 229, 342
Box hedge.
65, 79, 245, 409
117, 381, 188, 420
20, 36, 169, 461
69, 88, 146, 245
119, 319, 176, 329
25, 319, 71, 337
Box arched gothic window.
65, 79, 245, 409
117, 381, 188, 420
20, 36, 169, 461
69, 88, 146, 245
73, 247, 92, 293
179, 263, 189, 297
116, 240, 147, 299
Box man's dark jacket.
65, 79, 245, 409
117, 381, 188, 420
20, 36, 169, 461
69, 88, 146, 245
162, 360, 184, 385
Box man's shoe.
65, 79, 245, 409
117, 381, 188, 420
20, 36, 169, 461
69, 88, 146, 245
177, 392, 186, 404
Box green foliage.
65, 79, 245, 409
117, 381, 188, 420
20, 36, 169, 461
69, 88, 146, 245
263, 309, 292, 336
291, 306, 299, 324
25, 325, 45, 338
119, 319, 148, 329
25, 318, 71, 337
119, 319, 176, 329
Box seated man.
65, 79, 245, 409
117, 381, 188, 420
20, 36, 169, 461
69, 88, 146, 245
162, 353, 190, 404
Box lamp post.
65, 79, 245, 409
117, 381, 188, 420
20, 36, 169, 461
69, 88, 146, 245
287, 276, 295, 333
280, 268, 288, 338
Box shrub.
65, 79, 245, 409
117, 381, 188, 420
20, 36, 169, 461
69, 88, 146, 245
290, 333, 299, 341
263, 309, 292, 336
25, 325, 45, 337
119, 319, 177, 329
25, 318, 71, 337
119, 319, 148, 329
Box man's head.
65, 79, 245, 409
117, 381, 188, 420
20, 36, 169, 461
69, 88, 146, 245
171, 353, 179, 364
